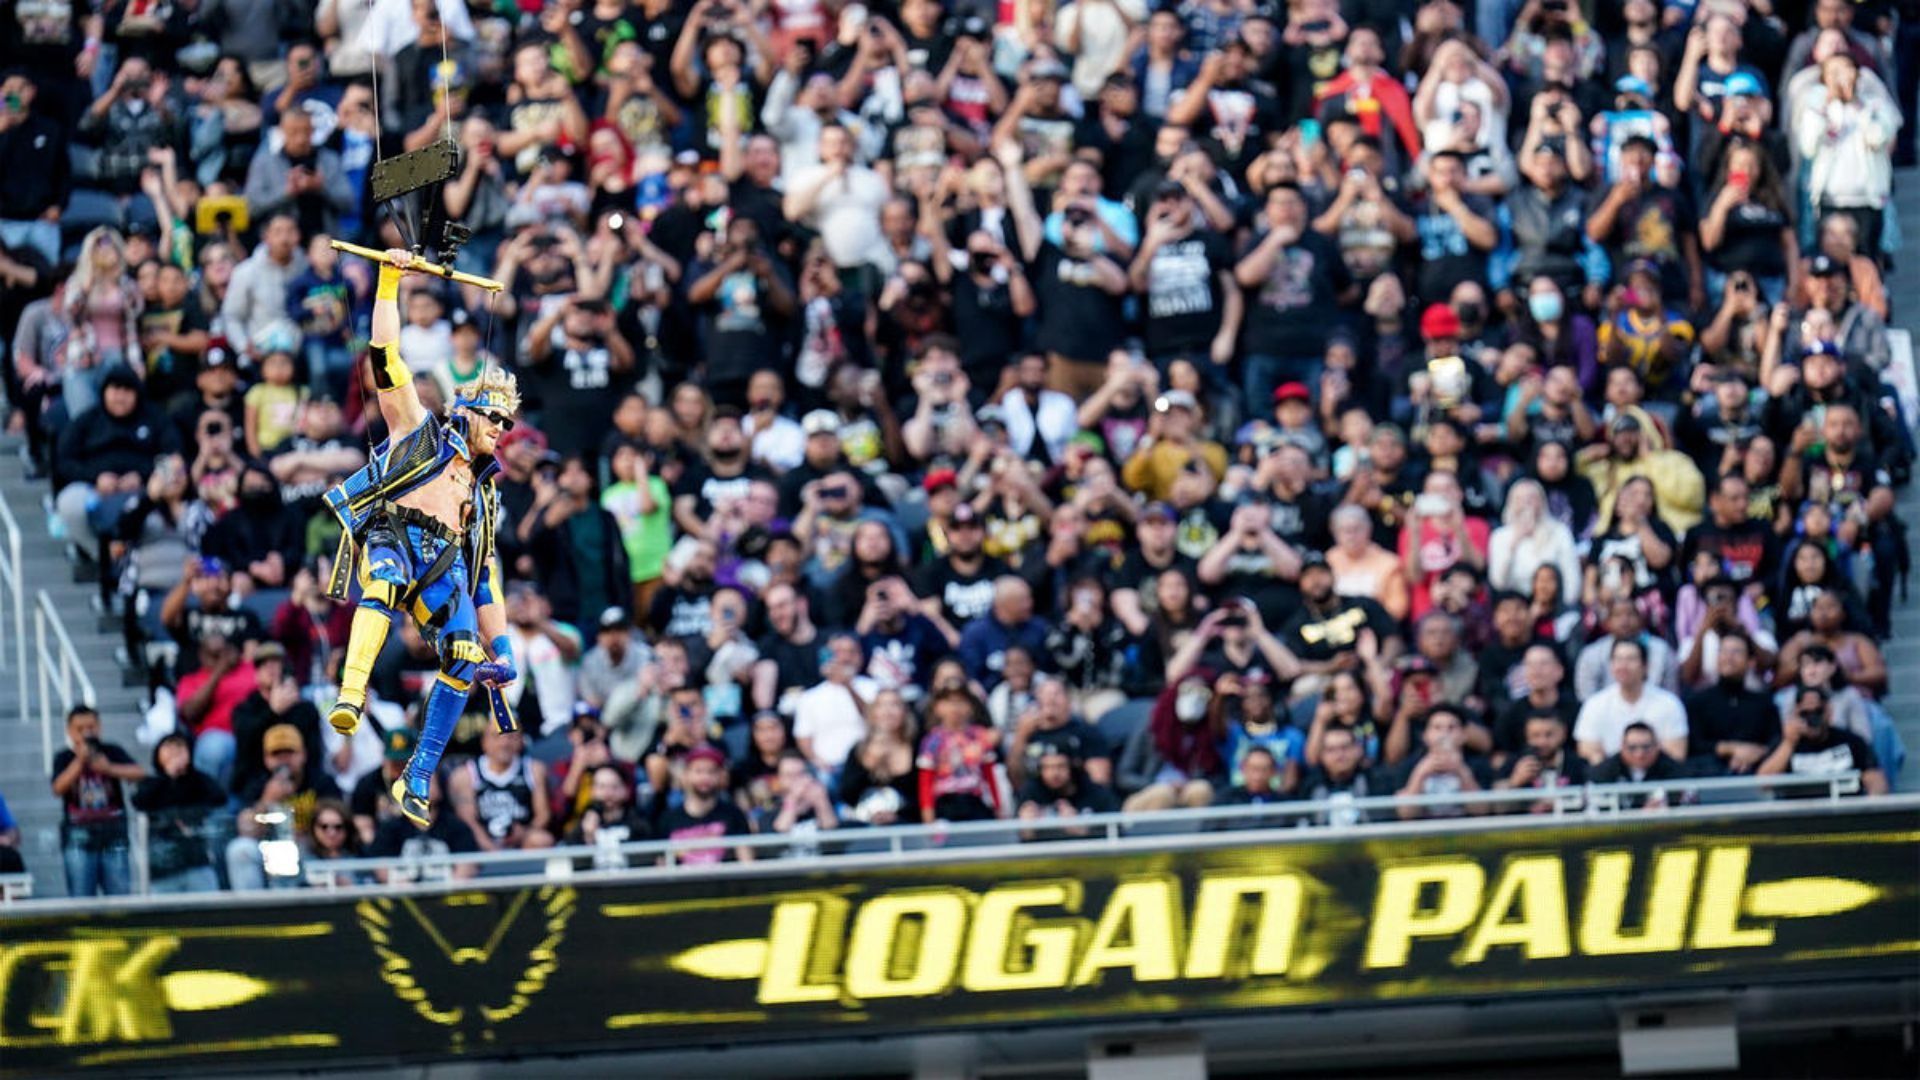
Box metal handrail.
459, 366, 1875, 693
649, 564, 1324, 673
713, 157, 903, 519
34, 589, 96, 771
293, 771, 1863, 892
0, 496, 25, 725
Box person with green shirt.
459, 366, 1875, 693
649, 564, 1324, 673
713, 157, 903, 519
603, 440, 674, 618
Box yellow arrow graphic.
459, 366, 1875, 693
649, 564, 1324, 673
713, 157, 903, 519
1744, 877, 1881, 919
160, 971, 272, 1012
670, 939, 770, 981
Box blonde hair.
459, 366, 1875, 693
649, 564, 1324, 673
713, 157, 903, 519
458, 366, 522, 417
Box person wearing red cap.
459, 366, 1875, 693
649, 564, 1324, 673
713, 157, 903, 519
913, 501, 1007, 644
658, 743, 754, 864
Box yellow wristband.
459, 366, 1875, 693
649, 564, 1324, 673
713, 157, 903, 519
376, 264, 403, 302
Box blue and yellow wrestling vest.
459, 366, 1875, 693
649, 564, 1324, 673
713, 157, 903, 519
322, 411, 504, 605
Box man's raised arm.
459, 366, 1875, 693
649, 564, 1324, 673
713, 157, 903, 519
369, 250, 428, 437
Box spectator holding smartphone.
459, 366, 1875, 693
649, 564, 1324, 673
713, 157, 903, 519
50, 706, 145, 897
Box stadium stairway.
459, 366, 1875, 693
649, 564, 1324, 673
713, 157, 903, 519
0, 433, 147, 899
1882, 169, 1920, 793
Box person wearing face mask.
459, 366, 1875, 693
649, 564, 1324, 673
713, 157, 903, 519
199, 461, 304, 594
1120, 673, 1227, 811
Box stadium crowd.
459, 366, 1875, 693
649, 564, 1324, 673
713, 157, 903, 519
0, 0, 1912, 896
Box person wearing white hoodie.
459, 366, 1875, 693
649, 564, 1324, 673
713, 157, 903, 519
1794, 51, 1901, 259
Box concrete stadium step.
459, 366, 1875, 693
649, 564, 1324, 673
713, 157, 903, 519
0, 433, 137, 900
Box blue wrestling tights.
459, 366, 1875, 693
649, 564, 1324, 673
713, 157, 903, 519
407, 670, 476, 794
400, 548, 485, 800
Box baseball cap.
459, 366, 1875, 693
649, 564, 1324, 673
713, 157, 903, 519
950, 502, 982, 526
1625, 257, 1662, 281
1723, 71, 1764, 99
102, 365, 143, 392
1272, 381, 1311, 404
1068, 430, 1107, 455
598, 606, 631, 631
1614, 74, 1654, 99
253, 641, 287, 665
1419, 303, 1461, 341
263, 723, 302, 756
976, 404, 1008, 429
497, 424, 547, 454
924, 468, 959, 494
1609, 412, 1643, 434
1299, 549, 1330, 571
1155, 389, 1200, 413
384, 727, 418, 761
1808, 254, 1846, 278
801, 409, 840, 436
683, 743, 728, 769
1027, 57, 1069, 82
194, 555, 228, 577
1140, 501, 1177, 523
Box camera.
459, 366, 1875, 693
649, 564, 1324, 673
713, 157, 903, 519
1063, 206, 1094, 227
85, 736, 104, 755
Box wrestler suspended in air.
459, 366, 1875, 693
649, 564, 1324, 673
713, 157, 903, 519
322, 248, 520, 828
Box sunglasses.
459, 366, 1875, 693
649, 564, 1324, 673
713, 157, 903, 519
315, 820, 346, 832
473, 410, 516, 432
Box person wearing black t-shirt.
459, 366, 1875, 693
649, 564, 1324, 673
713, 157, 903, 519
1491, 644, 1578, 760
649, 540, 720, 641
1235, 183, 1356, 413
1681, 472, 1775, 588
1132, 179, 1239, 380
658, 746, 755, 863
1016, 747, 1120, 829
1758, 686, 1889, 796
1411, 152, 1500, 303
670, 408, 775, 535
367, 773, 481, 880
1684, 631, 1780, 775
1196, 500, 1304, 623
931, 224, 1034, 386
1255, 443, 1335, 552
1281, 552, 1396, 677
1493, 710, 1589, 809
1474, 593, 1545, 713
1027, 213, 1130, 390
684, 215, 797, 407
50, 706, 144, 896
1166, 40, 1284, 174
1291, 726, 1388, 826
912, 503, 1007, 642
752, 581, 821, 715
1107, 501, 1197, 635
1675, 373, 1765, 478
520, 296, 639, 461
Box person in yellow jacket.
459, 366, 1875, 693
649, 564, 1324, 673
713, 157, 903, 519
1120, 390, 1228, 502
1578, 413, 1706, 534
